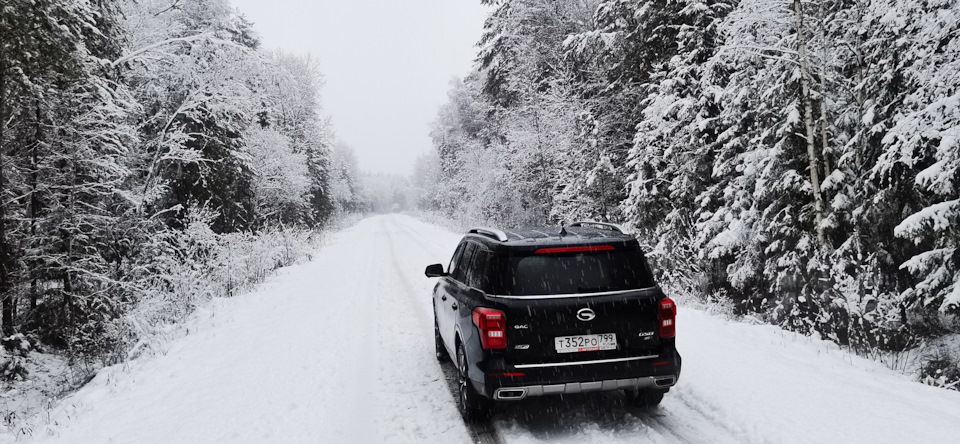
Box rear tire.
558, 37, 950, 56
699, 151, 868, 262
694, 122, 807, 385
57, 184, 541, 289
434, 313, 449, 362
625, 389, 665, 408
456, 343, 491, 422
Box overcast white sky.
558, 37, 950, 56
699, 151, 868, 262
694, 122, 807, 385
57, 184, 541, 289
229, 0, 488, 176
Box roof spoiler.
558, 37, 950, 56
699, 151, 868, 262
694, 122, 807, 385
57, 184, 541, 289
568, 221, 626, 234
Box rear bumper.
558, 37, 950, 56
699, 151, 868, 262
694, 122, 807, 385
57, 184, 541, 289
471, 347, 682, 400
493, 374, 677, 401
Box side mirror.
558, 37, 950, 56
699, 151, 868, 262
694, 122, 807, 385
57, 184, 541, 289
425, 264, 447, 278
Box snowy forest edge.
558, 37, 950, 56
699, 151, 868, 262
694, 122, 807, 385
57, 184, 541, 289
416, 0, 960, 392
0, 0, 371, 424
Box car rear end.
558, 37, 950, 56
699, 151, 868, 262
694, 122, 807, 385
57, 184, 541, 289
467, 240, 681, 401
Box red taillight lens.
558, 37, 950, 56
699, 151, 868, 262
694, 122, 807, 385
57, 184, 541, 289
658, 297, 676, 338
473, 307, 507, 349
535, 245, 615, 254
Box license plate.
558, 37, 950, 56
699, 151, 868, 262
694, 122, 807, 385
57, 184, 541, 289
554, 333, 617, 353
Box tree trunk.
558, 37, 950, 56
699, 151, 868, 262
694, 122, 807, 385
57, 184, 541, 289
818, 1, 832, 179
852, 0, 868, 304
794, 0, 827, 246
30, 103, 41, 311
820, 90, 832, 179
0, 57, 13, 335
64, 127, 78, 321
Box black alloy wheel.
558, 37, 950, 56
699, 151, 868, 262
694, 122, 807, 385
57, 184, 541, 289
456, 343, 489, 421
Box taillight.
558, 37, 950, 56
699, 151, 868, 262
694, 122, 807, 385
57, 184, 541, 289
473, 307, 507, 349
658, 297, 676, 338
535, 245, 615, 254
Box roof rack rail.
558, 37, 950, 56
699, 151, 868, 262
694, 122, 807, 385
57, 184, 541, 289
569, 221, 626, 234
468, 227, 509, 242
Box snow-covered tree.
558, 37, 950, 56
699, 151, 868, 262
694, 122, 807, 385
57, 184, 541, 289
243, 127, 310, 225
329, 142, 365, 214
0, 0, 341, 361
869, 0, 960, 320
429, 0, 960, 368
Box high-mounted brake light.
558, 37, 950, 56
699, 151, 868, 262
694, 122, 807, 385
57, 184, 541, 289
535, 245, 615, 254
473, 307, 507, 349
658, 297, 677, 338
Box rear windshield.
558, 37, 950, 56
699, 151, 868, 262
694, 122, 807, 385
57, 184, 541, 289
487, 248, 656, 296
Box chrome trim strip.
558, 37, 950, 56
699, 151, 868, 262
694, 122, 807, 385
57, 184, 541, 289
494, 375, 676, 401
468, 227, 509, 242
486, 287, 656, 300
514, 355, 659, 369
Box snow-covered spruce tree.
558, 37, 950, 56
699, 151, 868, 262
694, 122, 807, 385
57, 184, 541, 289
0, 0, 143, 358
619, 0, 735, 296
564, 0, 692, 223
38, 79, 137, 358
800, 0, 960, 352
671, 0, 840, 336
815, 0, 915, 351
1, 1, 102, 329
0, 0, 73, 335
869, 0, 960, 327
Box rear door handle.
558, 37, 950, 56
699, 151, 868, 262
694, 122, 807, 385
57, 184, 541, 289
451, 302, 458, 311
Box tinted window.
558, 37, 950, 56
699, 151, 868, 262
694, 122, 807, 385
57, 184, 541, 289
452, 242, 476, 283
488, 248, 656, 295
448, 243, 465, 277
467, 248, 491, 290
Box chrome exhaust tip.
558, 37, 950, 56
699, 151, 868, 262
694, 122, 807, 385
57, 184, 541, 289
495, 388, 528, 400
654, 377, 676, 387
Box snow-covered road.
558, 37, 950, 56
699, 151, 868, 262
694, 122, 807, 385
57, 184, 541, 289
22, 215, 960, 443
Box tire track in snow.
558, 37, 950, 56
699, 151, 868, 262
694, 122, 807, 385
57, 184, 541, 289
436, 360, 502, 444
624, 409, 697, 444
381, 218, 503, 444
391, 217, 457, 262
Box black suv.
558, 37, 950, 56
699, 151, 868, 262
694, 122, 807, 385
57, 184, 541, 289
425, 221, 681, 420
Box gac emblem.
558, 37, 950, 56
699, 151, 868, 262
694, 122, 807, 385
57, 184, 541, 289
576, 308, 596, 321
514, 324, 529, 329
